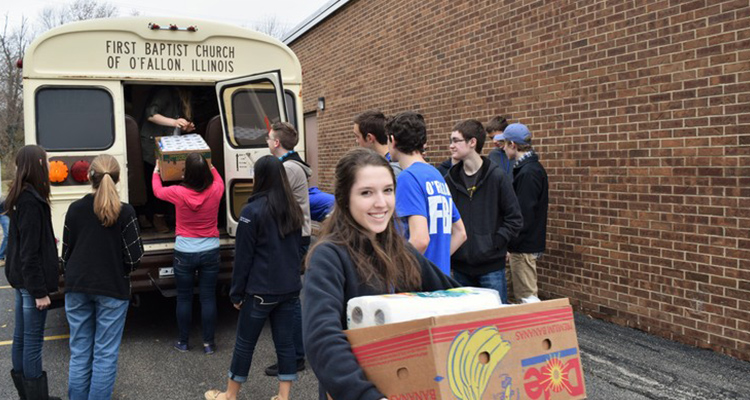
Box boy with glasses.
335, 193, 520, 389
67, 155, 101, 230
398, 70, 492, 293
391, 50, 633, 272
444, 119, 522, 304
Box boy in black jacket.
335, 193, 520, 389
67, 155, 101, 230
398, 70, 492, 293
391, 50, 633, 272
499, 123, 549, 303
445, 119, 523, 304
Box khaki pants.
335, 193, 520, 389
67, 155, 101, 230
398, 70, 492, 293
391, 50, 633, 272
509, 253, 538, 300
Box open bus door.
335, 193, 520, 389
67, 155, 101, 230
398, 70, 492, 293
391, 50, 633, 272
215, 70, 287, 236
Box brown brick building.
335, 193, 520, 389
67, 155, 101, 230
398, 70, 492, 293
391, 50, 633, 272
286, 0, 750, 361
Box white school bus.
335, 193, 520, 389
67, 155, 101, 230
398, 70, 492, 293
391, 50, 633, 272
21, 17, 304, 299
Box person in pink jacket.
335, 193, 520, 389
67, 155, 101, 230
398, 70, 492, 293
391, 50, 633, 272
153, 153, 224, 354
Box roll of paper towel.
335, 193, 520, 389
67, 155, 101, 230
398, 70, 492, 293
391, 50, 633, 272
346, 287, 505, 329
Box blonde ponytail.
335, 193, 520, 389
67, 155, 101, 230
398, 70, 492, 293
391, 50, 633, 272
90, 155, 122, 227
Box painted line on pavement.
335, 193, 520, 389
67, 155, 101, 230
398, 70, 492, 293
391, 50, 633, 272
0, 334, 70, 346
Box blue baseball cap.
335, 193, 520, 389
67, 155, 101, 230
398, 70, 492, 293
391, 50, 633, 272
498, 123, 531, 145
492, 134, 503, 141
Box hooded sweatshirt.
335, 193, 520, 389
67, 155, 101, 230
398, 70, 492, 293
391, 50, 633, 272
280, 151, 313, 240
152, 167, 224, 238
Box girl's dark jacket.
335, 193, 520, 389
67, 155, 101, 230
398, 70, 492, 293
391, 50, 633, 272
302, 241, 458, 400
230, 193, 302, 304
62, 194, 144, 300
4, 186, 59, 298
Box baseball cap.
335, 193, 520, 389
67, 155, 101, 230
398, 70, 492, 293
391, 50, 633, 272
492, 134, 503, 141
498, 123, 531, 145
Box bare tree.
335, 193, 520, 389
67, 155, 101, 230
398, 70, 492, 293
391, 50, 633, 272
251, 15, 289, 40
38, 0, 118, 31
0, 15, 30, 179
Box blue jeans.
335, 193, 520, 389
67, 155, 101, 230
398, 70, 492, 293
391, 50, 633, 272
452, 269, 508, 304
66, 292, 129, 400
229, 293, 298, 382
174, 248, 220, 344
12, 289, 48, 379
0, 213, 9, 260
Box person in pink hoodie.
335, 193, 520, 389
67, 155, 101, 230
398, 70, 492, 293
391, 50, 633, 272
153, 153, 224, 354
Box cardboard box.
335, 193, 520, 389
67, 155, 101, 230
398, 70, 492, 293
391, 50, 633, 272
345, 298, 586, 400
155, 134, 212, 182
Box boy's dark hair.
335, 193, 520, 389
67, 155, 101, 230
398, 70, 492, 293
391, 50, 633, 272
354, 110, 388, 145
486, 116, 509, 134
181, 153, 214, 192
385, 112, 427, 154
271, 121, 298, 150
453, 119, 487, 153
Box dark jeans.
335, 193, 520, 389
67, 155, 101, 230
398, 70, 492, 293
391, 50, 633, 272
174, 248, 220, 344
292, 243, 310, 361
12, 289, 48, 379
452, 269, 508, 304
229, 292, 298, 382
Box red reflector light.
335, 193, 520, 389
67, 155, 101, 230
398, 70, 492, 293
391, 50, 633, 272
71, 160, 91, 183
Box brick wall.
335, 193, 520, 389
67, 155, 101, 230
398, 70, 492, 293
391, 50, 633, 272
290, 0, 750, 361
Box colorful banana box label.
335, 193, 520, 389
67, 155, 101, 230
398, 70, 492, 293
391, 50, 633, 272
346, 298, 586, 400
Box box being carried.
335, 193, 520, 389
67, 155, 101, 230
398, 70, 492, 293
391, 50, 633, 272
155, 134, 212, 182
344, 298, 586, 400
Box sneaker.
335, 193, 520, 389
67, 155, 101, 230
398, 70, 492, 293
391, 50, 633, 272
203, 343, 216, 355
264, 359, 306, 376
173, 341, 189, 352
521, 295, 541, 304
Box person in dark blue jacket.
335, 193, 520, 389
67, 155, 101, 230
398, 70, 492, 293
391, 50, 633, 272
205, 155, 304, 400
302, 148, 458, 400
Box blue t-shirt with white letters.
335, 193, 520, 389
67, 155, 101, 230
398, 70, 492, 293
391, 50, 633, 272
396, 162, 461, 275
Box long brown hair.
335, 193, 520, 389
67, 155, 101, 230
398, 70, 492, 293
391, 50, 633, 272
4, 145, 51, 212
89, 155, 122, 227
308, 148, 422, 292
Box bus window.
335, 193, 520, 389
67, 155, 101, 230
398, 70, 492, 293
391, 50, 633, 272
284, 90, 297, 131
228, 80, 281, 147
36, 87, 114, 151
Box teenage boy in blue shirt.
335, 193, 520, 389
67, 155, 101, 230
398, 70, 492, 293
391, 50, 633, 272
388, 112, 466, 275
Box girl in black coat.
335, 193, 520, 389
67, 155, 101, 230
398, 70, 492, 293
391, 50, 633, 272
4, 145, 62, 400
302, 148, 458, 400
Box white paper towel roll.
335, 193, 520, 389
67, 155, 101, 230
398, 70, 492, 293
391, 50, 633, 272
346, 287, 506, 329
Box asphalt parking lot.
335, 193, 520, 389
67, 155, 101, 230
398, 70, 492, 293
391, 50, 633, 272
1, 267, 749, 399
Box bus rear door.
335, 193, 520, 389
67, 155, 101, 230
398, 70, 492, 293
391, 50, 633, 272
215, 70, 287, 236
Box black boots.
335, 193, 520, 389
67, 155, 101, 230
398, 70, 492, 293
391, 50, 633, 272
21, 371, 61, 400
10, 369, 26, 399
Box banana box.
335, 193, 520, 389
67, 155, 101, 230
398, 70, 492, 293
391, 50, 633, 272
154, 134, 212, 181
345, 298, 586, 400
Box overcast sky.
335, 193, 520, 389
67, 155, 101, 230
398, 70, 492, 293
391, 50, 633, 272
3, 0, 330, 34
